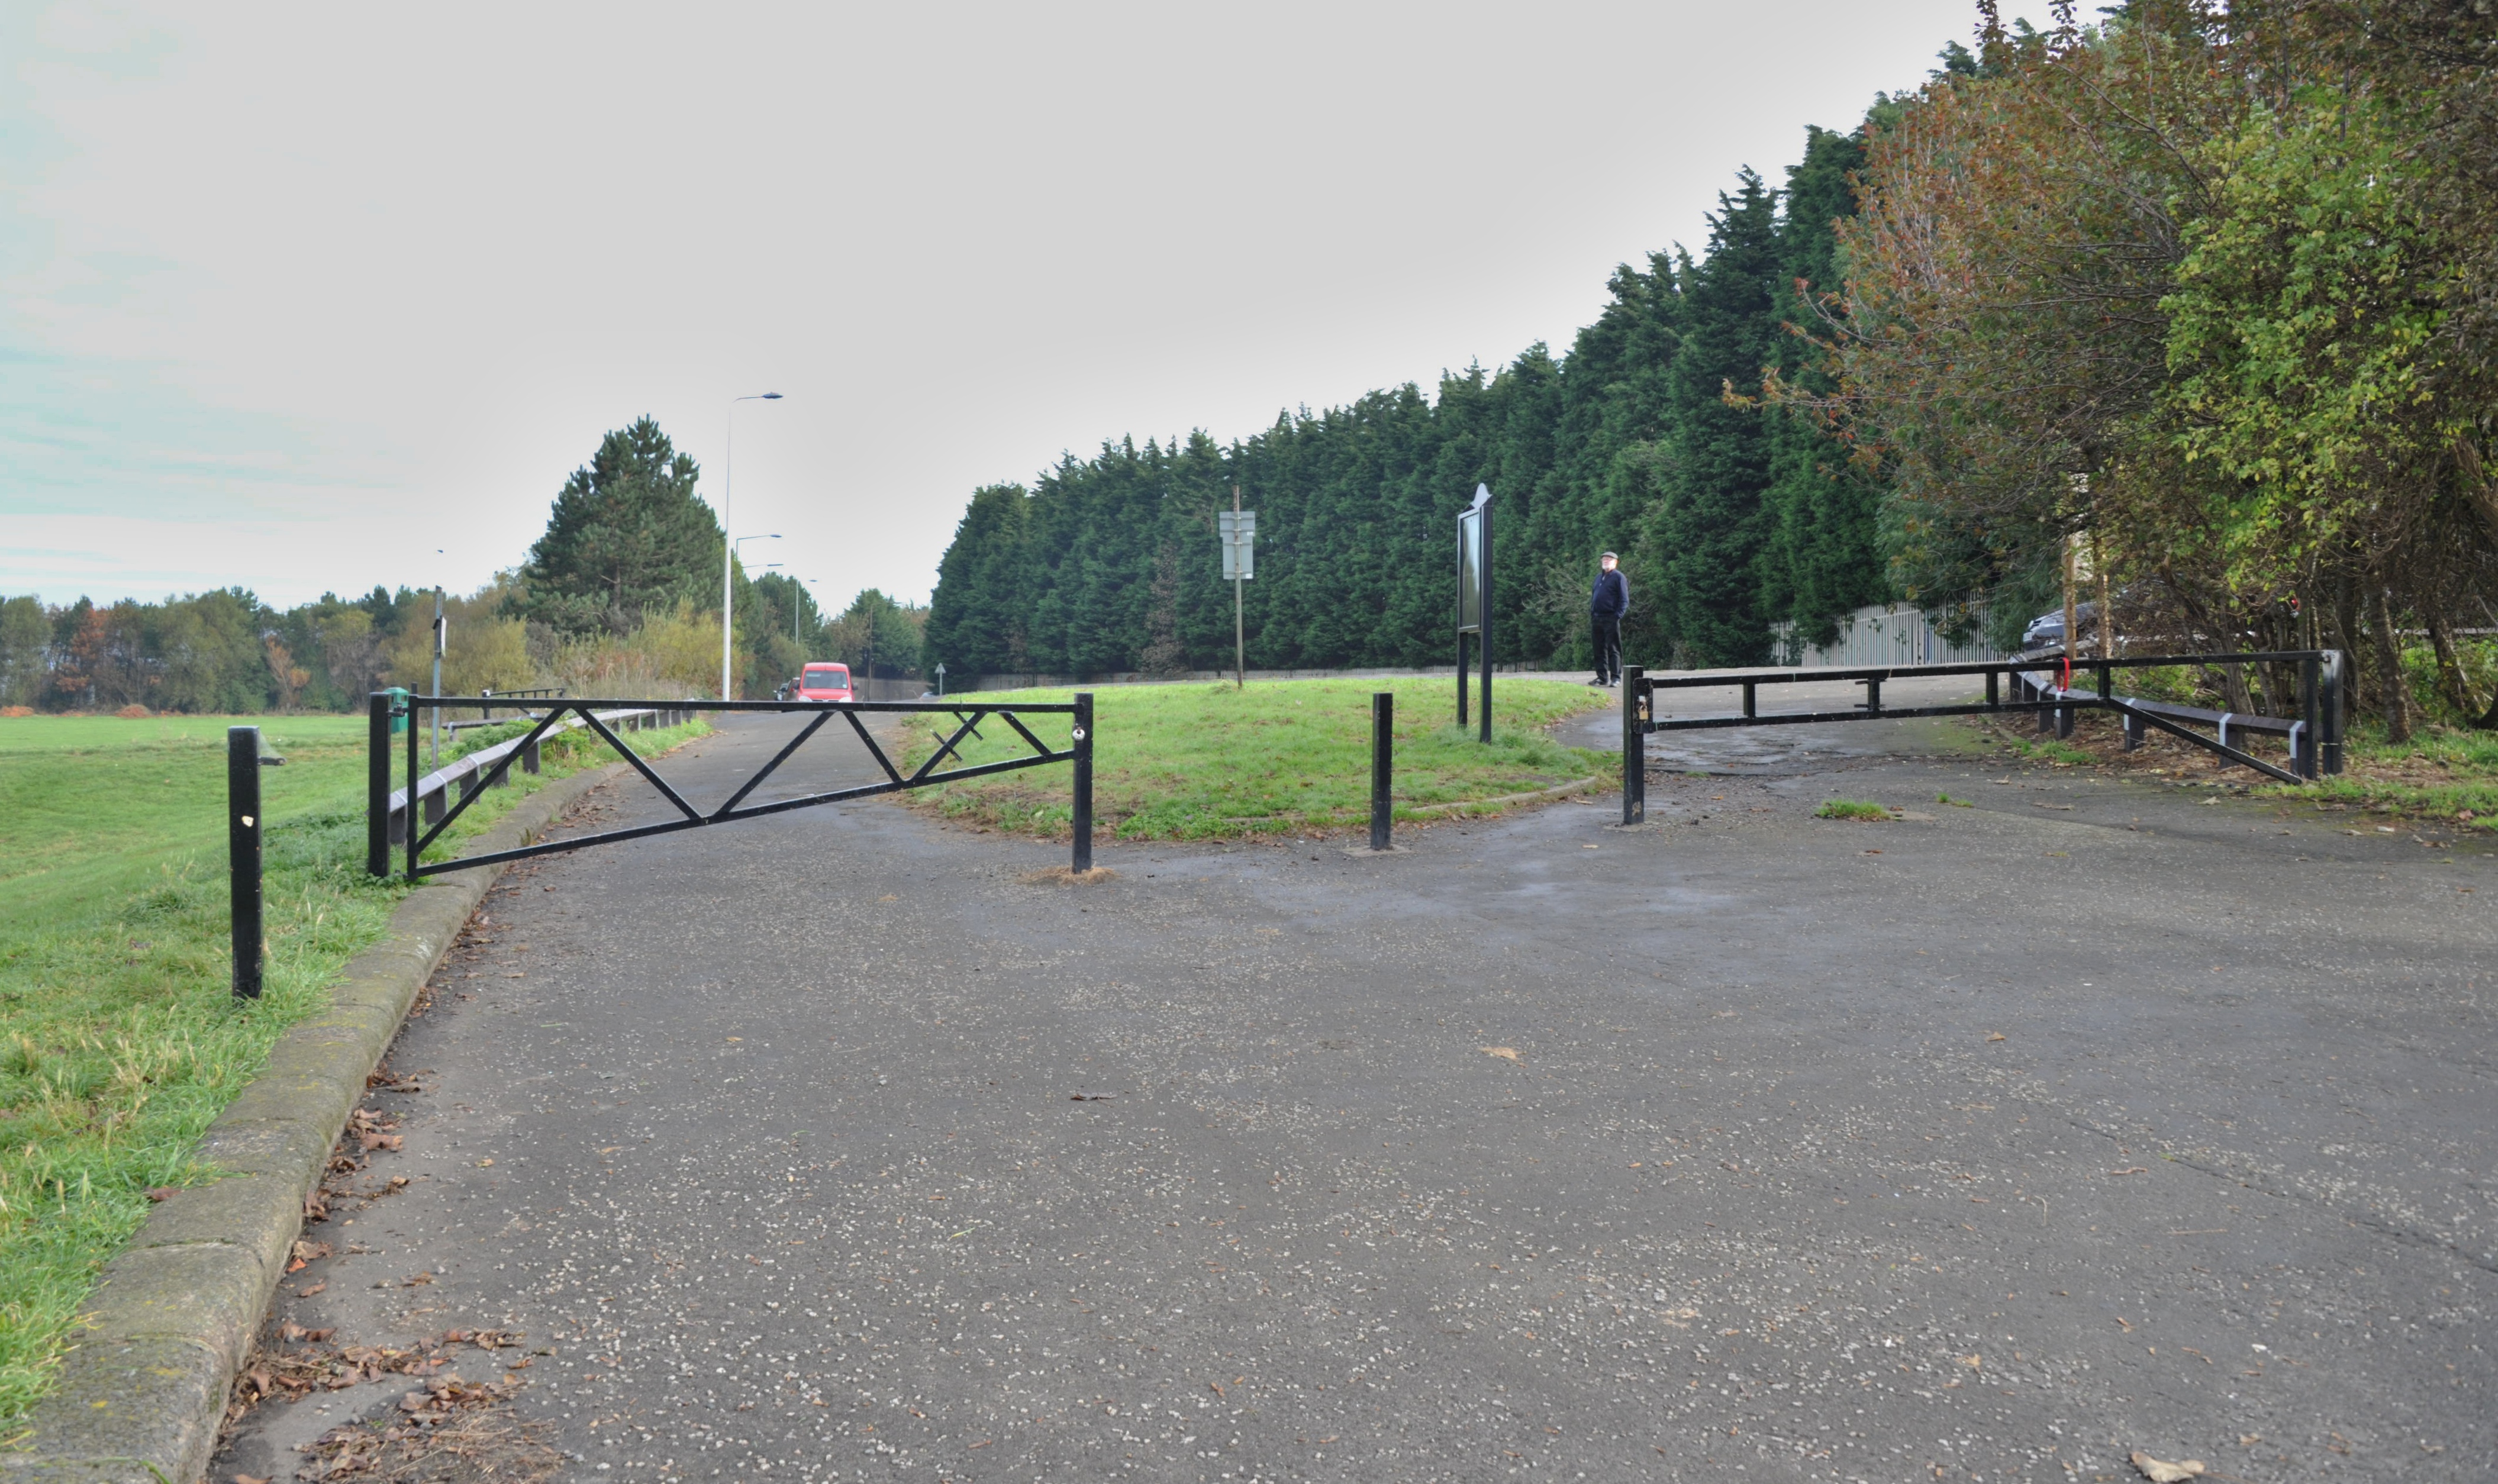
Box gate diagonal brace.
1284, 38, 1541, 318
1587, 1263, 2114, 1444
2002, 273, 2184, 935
576, 707, 705, 821
711, 707, 839, 820
386, 694, 1089, 881
410, 703, 578, 858
912, 711, 988, 783
843, 709, 906, 786
2100, 696, 2303, 784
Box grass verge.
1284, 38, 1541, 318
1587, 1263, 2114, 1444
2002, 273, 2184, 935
0, 709, 707, 1434
2258, 724, 2498, 827
1966, 704, 2496, 828
898, 677, 1612, 840
1814, 799, 1891, 821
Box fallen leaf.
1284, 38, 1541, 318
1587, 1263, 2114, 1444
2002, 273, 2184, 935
1986, 1033, 2006, 1042
144, 1186, 176, 1202
1480, 1047, 1521, 1062
1959, 1354, 1981, 1369
2128, 1452, 2206, 1482
294, 1282, 325, 1297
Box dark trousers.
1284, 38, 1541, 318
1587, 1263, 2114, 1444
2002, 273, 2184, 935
1591, 614, 1622, 682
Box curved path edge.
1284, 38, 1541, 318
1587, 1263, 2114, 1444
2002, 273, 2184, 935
1, 762, 625, 1484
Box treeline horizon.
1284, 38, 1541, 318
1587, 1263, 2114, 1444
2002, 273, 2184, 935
0, 418, 929, 715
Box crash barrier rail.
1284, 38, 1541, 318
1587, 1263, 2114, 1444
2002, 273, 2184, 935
444, 686, 571, 732
368, 691, 1093, 881
1617, 650, 2344, 824
379, 706, 691, 848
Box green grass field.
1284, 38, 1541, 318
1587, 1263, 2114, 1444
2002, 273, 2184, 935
0, 709, 706, 1433
901, 677, 1614, 840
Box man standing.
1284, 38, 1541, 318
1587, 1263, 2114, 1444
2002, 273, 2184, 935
1588, 551, 1628, 687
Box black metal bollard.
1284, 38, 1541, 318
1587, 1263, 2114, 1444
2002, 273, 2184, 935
2319, 649, 2345, 776
1071, 692, 1095, 873
229, 727, 264, 999
1622, 666, 1646, 825
405, 692, 421, 882
367, 692, 391, 877
1369, 692, 1393, 850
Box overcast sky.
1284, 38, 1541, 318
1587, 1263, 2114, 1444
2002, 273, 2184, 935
1, 1, 2036, 615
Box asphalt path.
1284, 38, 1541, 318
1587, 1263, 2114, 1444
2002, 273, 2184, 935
219, 701, 2496, 1483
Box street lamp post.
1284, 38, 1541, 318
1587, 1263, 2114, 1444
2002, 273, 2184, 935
728, 534, 781, 698
721, 392, 784, 700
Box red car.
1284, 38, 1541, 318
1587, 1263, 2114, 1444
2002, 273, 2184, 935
794, 663, 855, 702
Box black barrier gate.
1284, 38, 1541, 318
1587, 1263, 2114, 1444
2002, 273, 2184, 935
1618, 651, 2344, 824
368, 692, 1095, 880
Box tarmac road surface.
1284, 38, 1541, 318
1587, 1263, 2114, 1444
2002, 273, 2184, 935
218, 703, 2496, 1483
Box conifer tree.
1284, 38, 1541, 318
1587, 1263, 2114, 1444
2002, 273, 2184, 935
1648, 171, 1785, 667
513, 418, 717, 637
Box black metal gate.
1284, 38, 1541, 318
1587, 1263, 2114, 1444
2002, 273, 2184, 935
366, 692, 1095, 879
1617, 651, 2344, 824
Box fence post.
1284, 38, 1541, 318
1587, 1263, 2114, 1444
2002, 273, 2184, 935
406, 692, 421, 882
2297, 653, 2320, 779
367, 692, 391, 877
2319, 650, 2345, 776
1370, 692, 1393, 850
1622, 666, 1645, 825
229, 727, 264, 1000
1071, 692, 1094, 874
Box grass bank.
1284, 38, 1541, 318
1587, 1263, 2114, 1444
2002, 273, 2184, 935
898, 676, 1612, 841
2264, 724, 2498, 826
0, 709, 707, 1433
1967, 704, 2496, 828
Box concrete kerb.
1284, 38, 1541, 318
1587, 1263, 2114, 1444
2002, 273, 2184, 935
0, 762, 627, 1484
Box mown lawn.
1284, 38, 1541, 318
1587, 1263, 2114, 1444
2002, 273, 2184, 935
0, 709, 706, 1433
899, 676, 1613, 840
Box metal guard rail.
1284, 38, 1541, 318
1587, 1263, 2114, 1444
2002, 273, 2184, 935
1618, 650, 2345, 824
368, 692, 1095, 881
384, 706, 685, 830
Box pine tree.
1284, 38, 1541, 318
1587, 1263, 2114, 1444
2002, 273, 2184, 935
1761, 127, 1890, 653
512, 418, 717, 637
1648, 171, 1785, 667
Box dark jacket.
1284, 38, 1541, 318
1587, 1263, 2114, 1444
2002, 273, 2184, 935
1589, 568, 1629, 620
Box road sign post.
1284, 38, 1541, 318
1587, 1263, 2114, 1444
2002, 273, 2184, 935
1219, 492, 1256, 689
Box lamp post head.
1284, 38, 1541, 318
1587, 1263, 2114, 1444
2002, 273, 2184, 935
762, 392, 782, 400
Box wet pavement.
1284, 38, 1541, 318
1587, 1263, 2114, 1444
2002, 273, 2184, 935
217, 701, 2496, 1483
